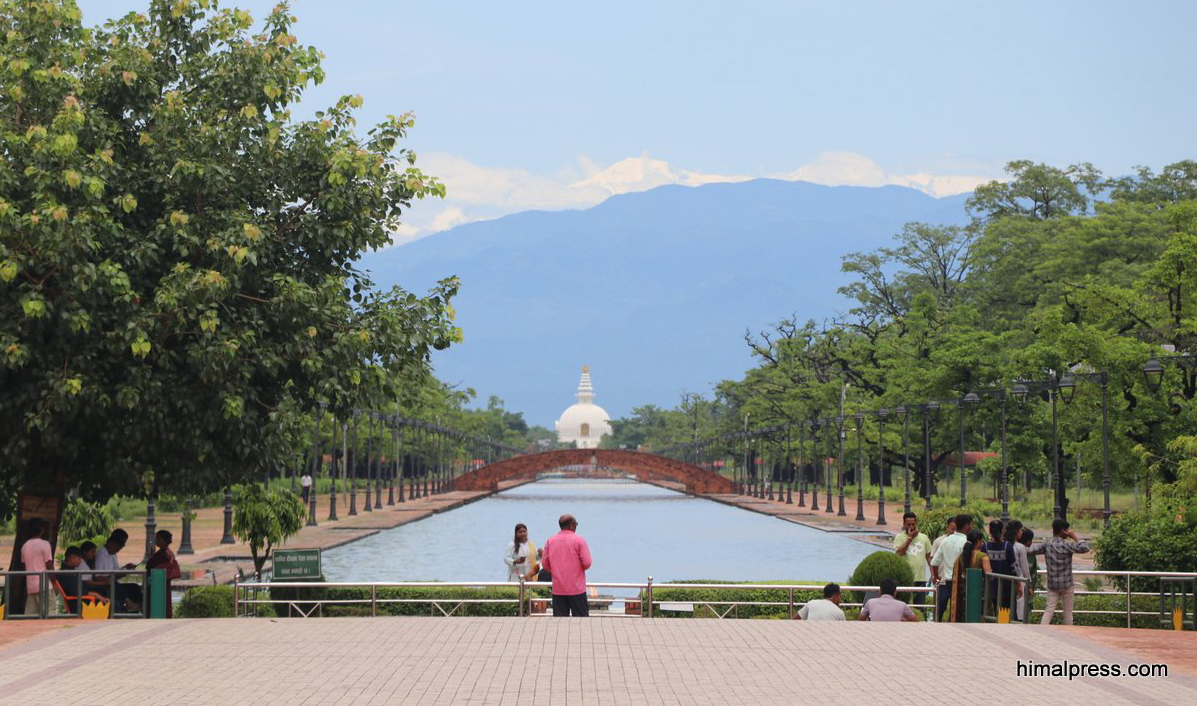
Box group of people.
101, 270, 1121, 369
18, 520, 182, 617
895, 510, 1089, 624
504, 514, 593, 616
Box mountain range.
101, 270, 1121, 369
361, 179, 971, 427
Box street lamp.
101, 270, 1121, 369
966, 388, 1009, 521
1059, 371, 1112, 526
1012, 375, 1064, 521
855, 411, 865, 521
836, 415, 847, 516
876, 407, 888, 526
924, 401, 939, 511
895, 406, 911, 515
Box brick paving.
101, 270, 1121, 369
0, 618, 1193, 705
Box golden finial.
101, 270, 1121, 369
582, 364, 589, 373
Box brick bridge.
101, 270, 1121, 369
453, 449, 732, 494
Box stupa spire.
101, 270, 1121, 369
577, 364, 594, 403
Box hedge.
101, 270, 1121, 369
268, 583, 520, 617
639, 580, 825, 619
847, 551, 913, 604
1094, 504, 1197, 591
177, 586, 234, 618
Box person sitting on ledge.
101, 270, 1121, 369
859, 578, 918, 622
794, 583, 845, 621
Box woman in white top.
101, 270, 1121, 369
504, 523, 537, 582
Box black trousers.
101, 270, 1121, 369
552, 593, 589, 617
936, 581, 953, 622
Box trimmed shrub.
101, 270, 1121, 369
641, 580, 824, 619
270, 583, 520, 617
177, 586, 234, 618
1095, 504, 1197, 591
847, 551, 914, 604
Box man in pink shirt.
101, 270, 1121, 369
539, 514, 593, 617
20, 518, 55, 616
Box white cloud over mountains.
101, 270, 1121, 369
393, 151, 994, 243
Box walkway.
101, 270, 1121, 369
0, 618, 1191, 705
1, 482, 531, 586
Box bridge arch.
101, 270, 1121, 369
454, 449, 732, 495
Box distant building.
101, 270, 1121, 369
555, 365, 612, 449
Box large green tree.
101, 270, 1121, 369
0, 1, 458, 524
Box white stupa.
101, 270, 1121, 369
555, 365, 612, 449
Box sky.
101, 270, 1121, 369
77, 0, 1197, 240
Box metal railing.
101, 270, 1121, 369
233, 577, 939, 619
1, 569, 148, 619
233, 569, 1197, 628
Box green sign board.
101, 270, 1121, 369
273, 548, 322, 580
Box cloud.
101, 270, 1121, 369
391, 151, 995, 244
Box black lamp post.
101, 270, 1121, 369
220, 487, 235, 544
390, 414, 400, 504
797, 423, 806, 507
178, 498, 195, 555
967, 388, 1009, 522
854, 412, 865, 521
348, 411, 359, 516
960, 392, 980, 505
876, 407, 887, 526
1012, 376, 1064, 521
364, 413, 375, 512
1058, 371, 1112, 526
786, 425, 794, 504
895, 406, 911, 515
826, 417, 836, 514
923, 401, 939, 511
836, 415, 847, 516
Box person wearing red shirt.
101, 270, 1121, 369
539, 514, 593, 617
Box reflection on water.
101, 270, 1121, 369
321, 479, 876, 585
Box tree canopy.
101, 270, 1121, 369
0, 0, 459, 516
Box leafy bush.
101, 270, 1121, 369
1094, 503, 1197, 590
642, 580, 824, 619
269, 583, 520, 617
847, 551, 914, 604
177, 586, 234, 618
59, 499, 115, 542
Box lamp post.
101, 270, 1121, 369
960, 392, 980, 505
876, 407, 887, 526
390, 414, 400, 505
348, 411, 359, 516
923, 401, 939, 511
895, 406, 911, 515
785, 425, 794, 504
742, 412, 750, 496
837, 415, 847, 516
329, 422, 343, 521
363, 413, 374, 512
1058, 371, 1111, 526
1012, 376, 1064, 521
220, 487, 235, 544
966, 389, 1009, 521
854, 412, 866, 521
824, 418, 834, 514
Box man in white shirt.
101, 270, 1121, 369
794, 583, 846, 621
300, 472, 313, 505
930, 514, 972, 622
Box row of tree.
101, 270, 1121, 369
603, 159, 1197, 509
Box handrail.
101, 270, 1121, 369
1, 568, 149, 620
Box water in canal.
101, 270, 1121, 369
322, 479, 877, 585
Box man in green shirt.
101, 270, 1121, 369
894, 511, 932, 608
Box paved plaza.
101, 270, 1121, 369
0, 618, 1192, 705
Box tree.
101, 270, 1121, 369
966, 160, 1102, 221
232, 483, 305, 576
0, 0, 459, 540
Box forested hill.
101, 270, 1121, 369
362, 179, 970, 425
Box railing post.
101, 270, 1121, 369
371, 584, 377, 617
788, 587, 794, 620
518, 577, 525, 617
232, 575, 239, 618
1127, 579, 1132, 629
646, 576, 653, 618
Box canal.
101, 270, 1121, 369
322, 479, 877, 585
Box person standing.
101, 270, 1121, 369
300, 471, 313, 505
859, 579, 918, 622
930, 514, 971, 622
20, 518, 55, 616
984, 519, 1021, 616
539, 514, 592, 617
504, 523, 538, 582
146, 530, 182, 618
1030, 519, 1090, 626
794, 583, 845, 621
894, 512, 932, 607
1017, 528, 1036, 622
